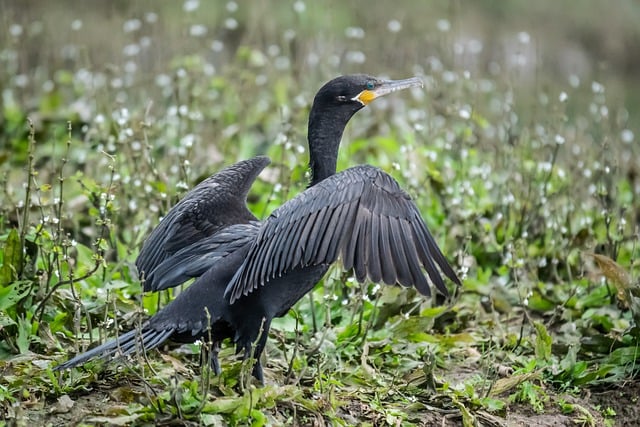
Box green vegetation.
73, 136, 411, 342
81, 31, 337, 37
1, 1, 639, 425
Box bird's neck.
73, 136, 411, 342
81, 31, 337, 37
307, 107, 352, 186
308, 144, 339, 186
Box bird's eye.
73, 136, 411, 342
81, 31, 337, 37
366, 81, 375, 90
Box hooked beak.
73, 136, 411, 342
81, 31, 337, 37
352, 77, 423, 105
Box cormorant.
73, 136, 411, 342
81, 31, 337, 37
55, 75, 461, 382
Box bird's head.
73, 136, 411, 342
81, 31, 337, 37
312, 74, 423, 116
307, 74, 423, 185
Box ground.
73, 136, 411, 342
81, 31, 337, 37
3, 350, 637, 426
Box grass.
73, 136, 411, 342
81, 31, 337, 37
1, 1, 640, 426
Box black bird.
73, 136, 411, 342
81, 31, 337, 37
55, 75, 461, 382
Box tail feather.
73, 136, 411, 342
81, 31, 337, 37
145, 329, 173, 349
54, 326, 174, 370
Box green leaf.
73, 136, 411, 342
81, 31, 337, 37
203, 396, 243, 414
527, 290, 557, 312
0, 281, 32, 311
576, 286, 611, 309
200, 413, 225, 426
0, 312, 16, 328
533, 321, 552, 363
607, 346, 640, 365
16, 316, 33, 354
0, 229, 23, 285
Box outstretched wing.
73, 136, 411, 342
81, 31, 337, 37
225, 165, 460, 303
136, 156, 270, 292
144, 222, 261, 291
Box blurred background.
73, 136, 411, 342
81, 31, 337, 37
2, 0, 639, 242
3, 0, 640, 89
2, 0, 639, 133
2, 0, 639, 198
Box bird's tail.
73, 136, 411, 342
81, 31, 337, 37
54, 325, 174, 370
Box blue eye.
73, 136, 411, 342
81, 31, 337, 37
366, 81, 375, 90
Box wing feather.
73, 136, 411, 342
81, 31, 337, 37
145, 222, 260, 291
378, 216, 396, 284
412, 221, 455, 295
278, 217, 306, 275
399, 218, 430, 295
309, 205, 335, 260
354, 208, 371, 282
326, 202, 356, 263
365, 206, 380, 283
389, 216, 412, 286
225, 165, 459, 303
342, 207, 362, 272
300, 210, 321, 265
137, 156, 270, 292
316, 203, 346, 264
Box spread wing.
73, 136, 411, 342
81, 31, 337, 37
136, 156, 270, 292
144, 222, 261, 291
225, 165, 460, 303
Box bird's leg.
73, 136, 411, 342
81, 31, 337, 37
209, 340, 221, 375
236, 318, 272, 384
239, 342, 251, 359
251, 359, 264, 384
235, 341, 255, 389
237, 340, 264, 383
250, 318, 272, 384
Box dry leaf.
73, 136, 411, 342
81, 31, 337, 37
50, 394, 74, 414
588, 253, 632, 289
585, 253, 638, 305
160, 353, 190, 374
87, 414, 143, 426
489, 372, 539, 397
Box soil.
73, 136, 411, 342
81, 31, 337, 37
6, 380, 638, 427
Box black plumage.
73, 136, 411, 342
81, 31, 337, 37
55, 75, 461, 382
136, 156, 268, 292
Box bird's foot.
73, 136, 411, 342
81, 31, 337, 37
251, 360, 264, 385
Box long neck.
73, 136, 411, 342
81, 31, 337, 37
307, 105, 355, 186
